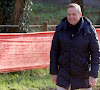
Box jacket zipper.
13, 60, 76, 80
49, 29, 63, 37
72, 34, 74, 38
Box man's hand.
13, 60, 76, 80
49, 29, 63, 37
89, 76, 97, 87
51, 75, 57, 84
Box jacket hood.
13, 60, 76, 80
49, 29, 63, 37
56, 17, 67, 31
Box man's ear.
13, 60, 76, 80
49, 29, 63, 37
80, 12, 82, 17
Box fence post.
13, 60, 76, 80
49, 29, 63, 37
43, 21, 48, 31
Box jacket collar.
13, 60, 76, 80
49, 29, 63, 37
56, 17, 84, 32
56, 16, 93, 36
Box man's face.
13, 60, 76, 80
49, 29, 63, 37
67, 7, 82, 25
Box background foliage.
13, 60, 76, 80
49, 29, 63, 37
0, 0, 100, 33
0, 0, 33, 33
0, 0, 16, 32
20, 0, 33, 33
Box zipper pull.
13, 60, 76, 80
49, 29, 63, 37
72, 34, 74, 38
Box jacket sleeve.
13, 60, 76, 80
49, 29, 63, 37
50, 30, 60, 75
89, 27, 100, 78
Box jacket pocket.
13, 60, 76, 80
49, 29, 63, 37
82, 58, 89, 71
70, 53, 89, 76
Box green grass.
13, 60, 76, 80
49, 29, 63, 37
0, 69, 100, 90
29, 3, 67, 25
29, 3, 67, 32
84, 7, 100, 25
29, 2, 100, 26
0, 68, 56, 90
29, 3, 100, 32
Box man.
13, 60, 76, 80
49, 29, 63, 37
50, 3, 100, 90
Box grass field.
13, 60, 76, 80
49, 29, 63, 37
29, 2, 100, 32
0, 69, 56, 90
0, 69, 100, 90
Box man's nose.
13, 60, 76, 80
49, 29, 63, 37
70, 15, 73, 18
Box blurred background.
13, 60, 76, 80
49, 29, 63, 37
0, 0, 100, 32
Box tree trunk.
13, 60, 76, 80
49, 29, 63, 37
0, 0, 25, 33
12, 0, 25, 32
71, 0, 84, 14
13, 0, 25, 25
97, 11, 100, 25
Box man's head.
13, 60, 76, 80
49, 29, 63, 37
67, 3, 82, 26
